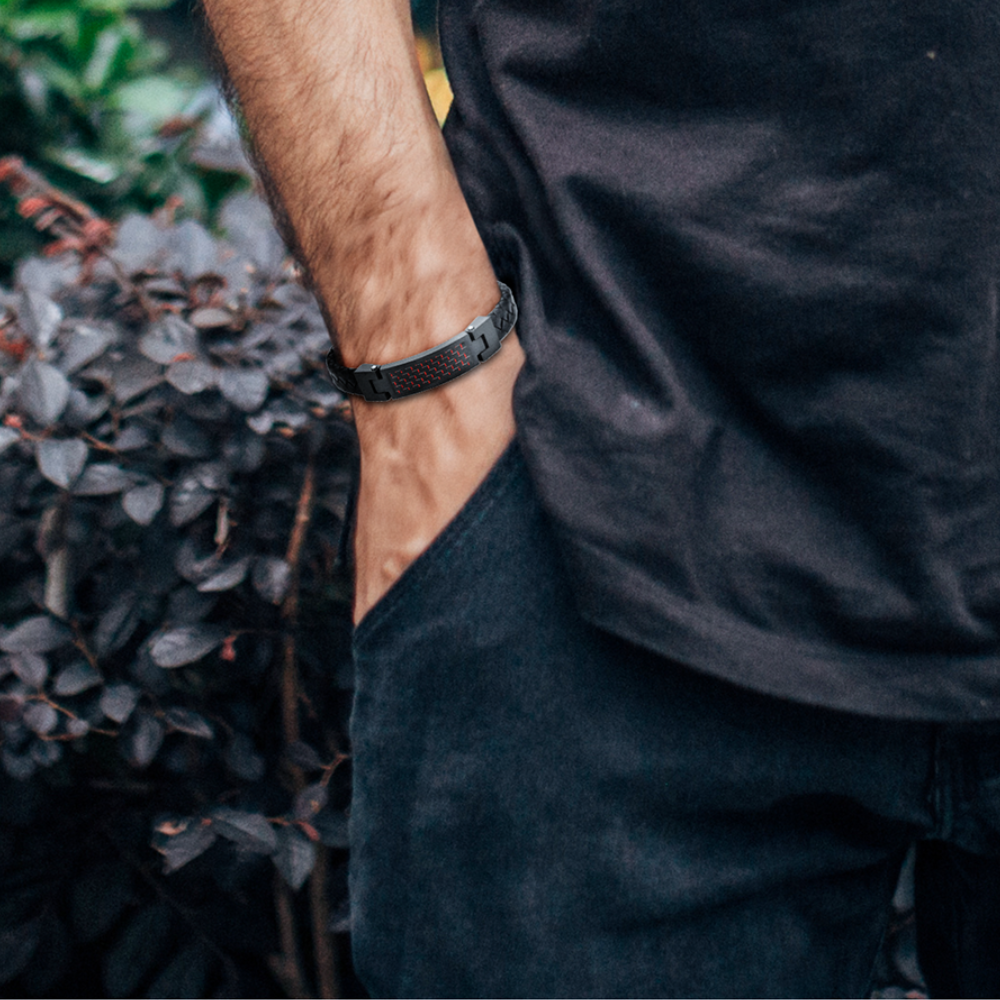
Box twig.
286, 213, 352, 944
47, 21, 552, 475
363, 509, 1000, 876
309, 845, 340, 1000
0, 155, 159, 316
272, 871, 314, 1000
280, 455, 316, 745
278, 455, 340, 997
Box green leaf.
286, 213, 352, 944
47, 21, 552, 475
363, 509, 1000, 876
45, 146, 121, 184
113, 74, 194, 138
83, 24, 129, 93
6, 10, 79, 44
83, 0, 175, 12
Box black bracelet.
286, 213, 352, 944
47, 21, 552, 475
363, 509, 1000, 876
325, 281, 517, 402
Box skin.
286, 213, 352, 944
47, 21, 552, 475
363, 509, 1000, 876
200, 0, 523, 623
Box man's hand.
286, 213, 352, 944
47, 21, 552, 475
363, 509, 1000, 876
201, 0, 520, 622
351, 332, 523, 621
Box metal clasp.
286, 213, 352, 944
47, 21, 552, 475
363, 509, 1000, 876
467, 315, 503, 363
353, 364, 393, 402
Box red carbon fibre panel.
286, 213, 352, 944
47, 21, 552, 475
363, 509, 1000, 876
387, 340, 475, 396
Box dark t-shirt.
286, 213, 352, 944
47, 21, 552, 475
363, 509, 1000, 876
439, 0, 1000, 718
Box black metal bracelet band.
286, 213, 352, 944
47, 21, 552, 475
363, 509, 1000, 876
325, 281, 517, 402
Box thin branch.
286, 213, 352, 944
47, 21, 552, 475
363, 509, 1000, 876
309, 845, 340, 1000
271, 871, 314, 999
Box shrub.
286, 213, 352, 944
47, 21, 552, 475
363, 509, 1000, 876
0, 162, 357, 998
0, 0, 250, 272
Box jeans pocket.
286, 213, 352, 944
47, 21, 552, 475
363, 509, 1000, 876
350, 439, 523, 653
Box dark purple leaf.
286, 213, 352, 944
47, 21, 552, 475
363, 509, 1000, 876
196, 556, 250, 593
0, 426, 20, 456
268, 397, 310, 429
59, 322, 116, 373
72, 462, 133, 496
285, 740, 325, 771
299, 374, 342, 410
190, 306, 235, 330
16, 254, 78, 297
0, 916, 42, 983
112, 424, 154, 451
169, 475, 215, 527
174, 539, 215, 584
143, 277, 187, 299
19, 287, 61, 350
273, 825, 316, 891
209, 807, 277, 853
23, 701, 58, 735
63, 388, 110, 428
17, 360, 70, 426
2, 747, 36, 780
111, 355, 162, 403
72, 863, 133, 943
36, 438, 88, 490
193, 461, 228, 491
165, 584, 217, 623
53, 660, 102, 696
145, 943, 211, 999
139, 315, 199, 365
224, 732, 265, 781
219, 192, 287, 272
219, 368, 268, 412
246, 410, 273, 435
93, 593, 141, 657
155, 821, 218, 873
66, 718, 89, 737
252, 556, 291, 604
8, 652, 48, 687
169, 219, 219, 279
222, 427, 266, 472
0, 616, 70, 654
163, 707, 214, 739
293, 781, 328, 822
150, 625, 226, 668
124, 712, 165, 768
30, 739, 62, 767
166, 359, 216, 395
313, 809, 350, 849
0, 695, 24, 723
112, 213, 173, 273
100, 683, 140, 724
161, 414, 212, 457
122, 482, 164, 525
101, 903, 172, 998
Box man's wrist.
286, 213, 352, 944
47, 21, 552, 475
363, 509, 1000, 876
327, 282, 517, 401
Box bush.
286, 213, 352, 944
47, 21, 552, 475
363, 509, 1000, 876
0, 165, 357, 998
0, 0, 250, 272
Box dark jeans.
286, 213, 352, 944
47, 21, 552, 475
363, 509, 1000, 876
349, 443, 1000, 998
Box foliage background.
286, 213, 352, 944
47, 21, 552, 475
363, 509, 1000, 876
0, 2, 924, 998
1, 2, 363, 996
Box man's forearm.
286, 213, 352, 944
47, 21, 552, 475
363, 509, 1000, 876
201, 0, 499, 367
203, 0, 523, 623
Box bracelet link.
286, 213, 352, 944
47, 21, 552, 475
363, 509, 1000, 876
469, 314, 503, 363
352, 364, 393, 402
326, 281, 517, 401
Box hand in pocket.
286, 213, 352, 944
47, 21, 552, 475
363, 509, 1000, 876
350, 332, 524, 624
